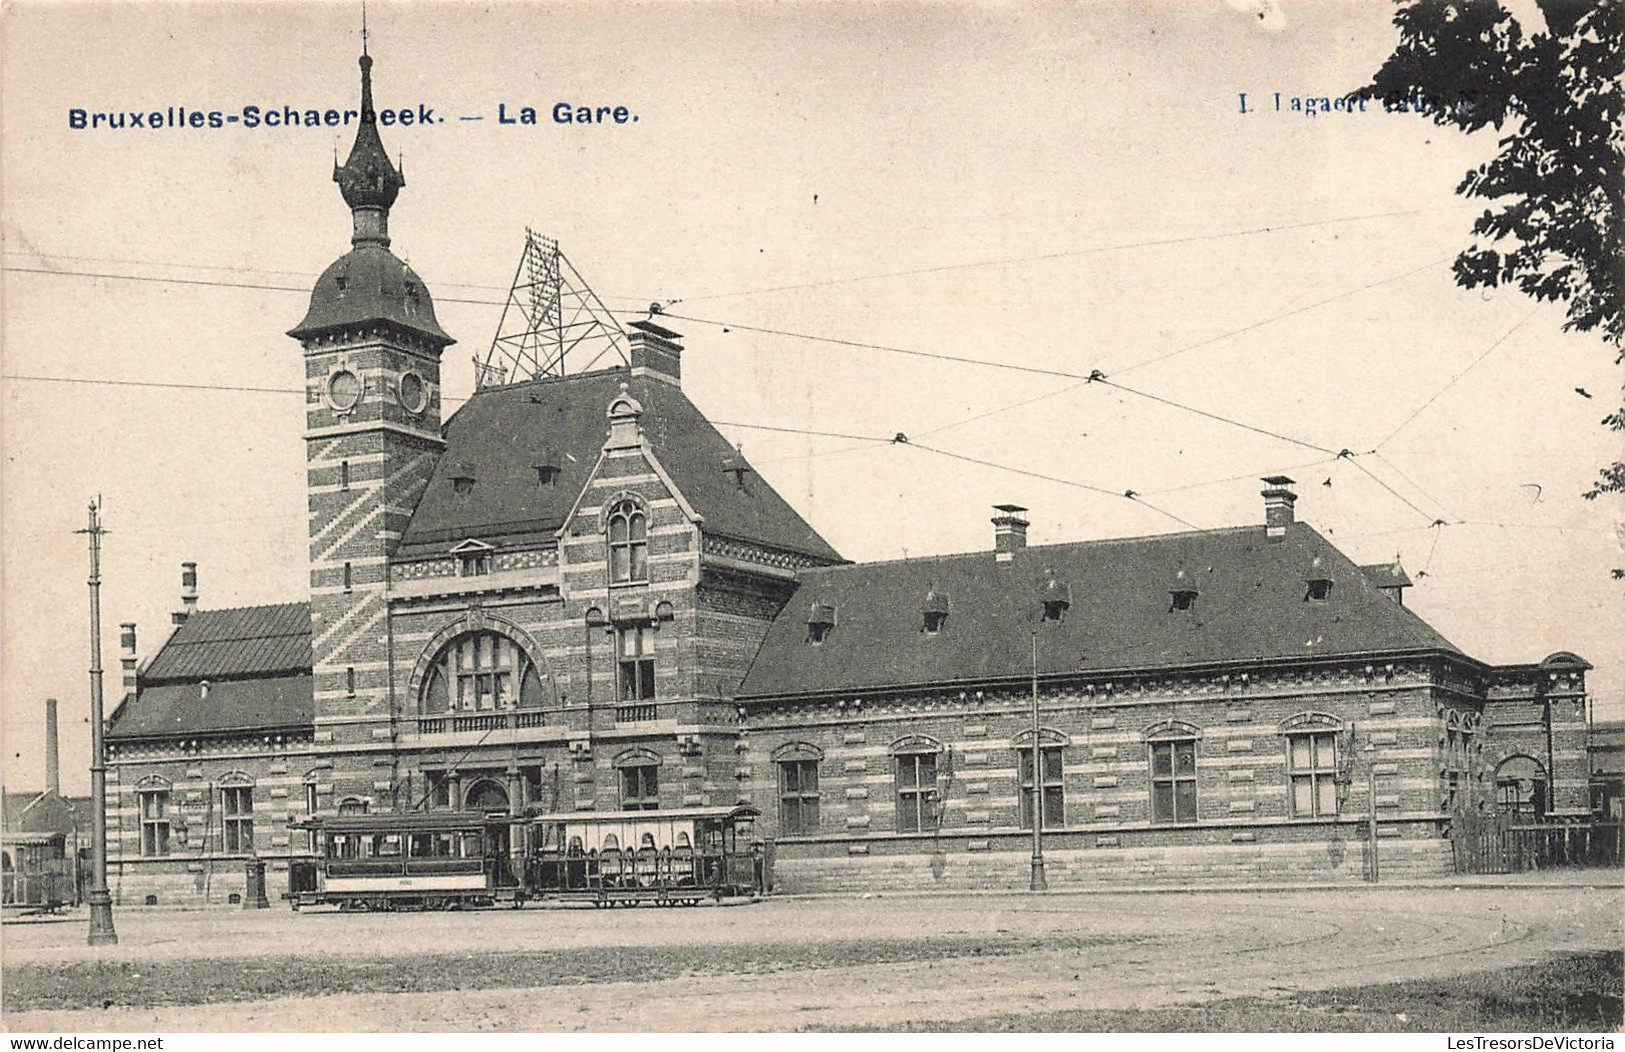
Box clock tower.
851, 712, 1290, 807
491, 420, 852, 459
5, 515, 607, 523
289, 47, 454, 769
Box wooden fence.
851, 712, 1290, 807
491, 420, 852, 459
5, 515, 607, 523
1452, 813, 1622, 875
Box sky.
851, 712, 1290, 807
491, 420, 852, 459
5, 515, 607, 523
3, 1, 1621, 797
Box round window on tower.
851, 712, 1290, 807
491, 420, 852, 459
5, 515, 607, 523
398, 371, 427, 414
326, 369, 362, 412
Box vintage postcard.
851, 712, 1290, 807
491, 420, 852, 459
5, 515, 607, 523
3, 0, 1621, 1038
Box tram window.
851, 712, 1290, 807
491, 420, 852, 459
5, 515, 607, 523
408, 834, 432, 857
460, 832, 482, 858
568, 835, 584, 856
371, 835, 402, 857
330, 835, 359, 860
676, 831, 692, 850
640, 832, 657, 850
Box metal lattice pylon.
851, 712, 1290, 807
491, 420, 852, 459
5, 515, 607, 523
476, 229, 629, 388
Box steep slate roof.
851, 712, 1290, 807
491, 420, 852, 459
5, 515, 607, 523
139, 603, 310, 683
394, 370, 842, 562
107, 602, 313, 741
737, 522, 1468, 700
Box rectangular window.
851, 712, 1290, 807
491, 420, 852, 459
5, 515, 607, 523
139, 790, 170, 856
1018, 745, 1065, 829
223, 786, 254, 853
343, 562, 353, 592
895, 752, 938, 833
459, 552, 490, 576
346, 666, 356, 697
616, 625, 656, 702
779, 759, 821, 834
303, 781, 319, 852
1288, 731, 1339, 818
1150, 739, 1198, 823
425, 771, 450, 809
620, 765, 659, 811
340, 460, 350, 490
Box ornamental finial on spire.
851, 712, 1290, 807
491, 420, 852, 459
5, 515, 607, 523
334, 35, 403, 244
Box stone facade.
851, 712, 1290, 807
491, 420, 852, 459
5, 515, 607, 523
742, 655, 1587, 891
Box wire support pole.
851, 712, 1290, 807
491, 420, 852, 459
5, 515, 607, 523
77, 499, 118, 945
1029, 630, 1047, 892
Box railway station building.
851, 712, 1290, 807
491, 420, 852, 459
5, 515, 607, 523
102, 50, 1596, 906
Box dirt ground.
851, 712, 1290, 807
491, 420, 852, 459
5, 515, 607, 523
4, 877, 1621, 1032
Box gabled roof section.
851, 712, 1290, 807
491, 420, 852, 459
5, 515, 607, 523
737, 523, 1468, 700
139, 603, 311, 683
395, 370, 842, 562
1360, 560, 1413, 590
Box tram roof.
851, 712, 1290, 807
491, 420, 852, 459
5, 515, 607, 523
527, 804, 761, 824
299, 811, 506, 833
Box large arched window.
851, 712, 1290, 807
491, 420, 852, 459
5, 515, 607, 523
419, 630, 546, 714
607, 499, 649, 583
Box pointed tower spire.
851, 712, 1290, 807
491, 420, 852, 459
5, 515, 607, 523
333, 36, 404, 248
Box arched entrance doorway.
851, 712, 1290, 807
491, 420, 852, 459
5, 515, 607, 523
463, 779, 511, 859
1494, 755, 1547, 819
464, 780, 509, 812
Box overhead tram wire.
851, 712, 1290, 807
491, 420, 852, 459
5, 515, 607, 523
901, 440, 1202, 531
908, 254, 1452, 445
1106, 255, 1452, 379
1367, 450, 1463, 524
1369, 305, 1541, 451
662, 311, 1341, 457
9, 204, 1436, 312
662, 207, 1439, 306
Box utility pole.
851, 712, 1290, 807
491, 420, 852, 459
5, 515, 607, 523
1029, 630, 1047, 891
1366, 749, 1380, 884
78, 499, 118, 945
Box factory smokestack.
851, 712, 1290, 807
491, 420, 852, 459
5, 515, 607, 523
44, 697, 60, 796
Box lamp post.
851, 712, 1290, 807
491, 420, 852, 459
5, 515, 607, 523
1029, 629, 1048, 891
78, 499, 118, 945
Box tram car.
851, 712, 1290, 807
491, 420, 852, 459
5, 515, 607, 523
288, 804, 764, 910
527, 804, 764, 906
290, 811, 522, 911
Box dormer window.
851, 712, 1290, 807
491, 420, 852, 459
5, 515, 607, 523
534, 448, 561, 488
451, 540, 495, 577
922, 589, 950, 635
1040, 576, 1071, 623
452, 475, 475, 496
722, 454, 751, 491
807, 602, 837, 645
1306, 578, 1333, 602
1170, 589, 1198, 612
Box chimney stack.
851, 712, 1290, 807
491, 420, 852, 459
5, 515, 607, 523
1260, 477, 1297, 541
44, 698, 60, 796
992, 504, 1030, 561
627, 320, 683, 386
174, 561, 198, 624
120, 622, 138, 696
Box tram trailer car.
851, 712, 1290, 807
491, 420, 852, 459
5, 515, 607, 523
291, 812, 522, 911
528, 804, 765, 906
290, 804, 764, 910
